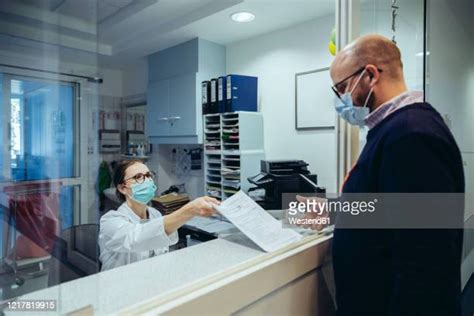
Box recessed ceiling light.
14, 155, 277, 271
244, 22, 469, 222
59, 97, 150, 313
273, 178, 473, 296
231, 11, 255, 23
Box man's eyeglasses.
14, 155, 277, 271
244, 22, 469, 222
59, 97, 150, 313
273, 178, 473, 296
124, 171, 156, 184
331, 66, 383, 100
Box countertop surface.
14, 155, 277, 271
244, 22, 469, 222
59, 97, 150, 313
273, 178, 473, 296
3, 213, 332, 316
4, 238, 265, 315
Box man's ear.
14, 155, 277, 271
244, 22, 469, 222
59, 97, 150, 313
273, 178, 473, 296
366, 64, 380, 86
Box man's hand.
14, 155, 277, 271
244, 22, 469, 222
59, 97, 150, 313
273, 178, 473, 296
295, 195, 330, 231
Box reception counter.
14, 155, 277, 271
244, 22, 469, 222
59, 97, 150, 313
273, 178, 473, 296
4, 227, 334, 315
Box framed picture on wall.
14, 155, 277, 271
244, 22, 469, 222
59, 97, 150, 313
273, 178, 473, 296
295, 67, 336, 130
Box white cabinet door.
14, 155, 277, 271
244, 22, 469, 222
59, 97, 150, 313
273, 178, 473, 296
147, 80, 170, 137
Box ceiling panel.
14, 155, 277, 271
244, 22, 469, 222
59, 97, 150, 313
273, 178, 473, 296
184, 0, 335, 45
97, 0, 135, 22
17, 0, 64, 11
106, 0, 335, 65
98, 0, 219, 44
55, 0, 135, 22
0, 0, 336, 68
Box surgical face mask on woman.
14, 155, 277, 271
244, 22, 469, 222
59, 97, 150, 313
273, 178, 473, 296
126, 177, 157, 205
334, 69, 374, 127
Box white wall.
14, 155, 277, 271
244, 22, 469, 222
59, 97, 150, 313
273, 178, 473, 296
98, 68, 123, 97
226, 16, 338, 193
122, 58, 148, 97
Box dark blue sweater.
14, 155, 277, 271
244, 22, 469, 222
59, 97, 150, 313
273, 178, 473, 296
333, 103, 465, 315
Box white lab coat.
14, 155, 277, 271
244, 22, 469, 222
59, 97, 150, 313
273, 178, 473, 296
98, 202, 179, 271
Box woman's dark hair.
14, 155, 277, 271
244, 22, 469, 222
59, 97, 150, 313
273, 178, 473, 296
113, 159, 143, 202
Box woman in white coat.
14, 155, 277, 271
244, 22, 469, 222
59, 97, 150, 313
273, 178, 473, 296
99, 159, 219, 271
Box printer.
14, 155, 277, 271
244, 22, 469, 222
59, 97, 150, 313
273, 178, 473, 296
247, 160, 325, 210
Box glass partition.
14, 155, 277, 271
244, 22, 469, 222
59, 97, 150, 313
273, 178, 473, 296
355, 0, 473, 295
357, 0, 425, 152
360, 0, 425, 91
0, 0, 100, 303
0, 0, 341, 314
425, 0, 474, 288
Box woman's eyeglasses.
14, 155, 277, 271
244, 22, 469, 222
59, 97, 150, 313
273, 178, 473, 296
124, 171, 156, 184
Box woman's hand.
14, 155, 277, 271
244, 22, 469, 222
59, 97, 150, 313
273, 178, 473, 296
183, 196, 220, 217
163, 196, 221, 235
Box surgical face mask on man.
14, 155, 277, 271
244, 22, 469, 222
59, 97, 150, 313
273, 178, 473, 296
334, 69, 374, 127
126, 178, 157, 205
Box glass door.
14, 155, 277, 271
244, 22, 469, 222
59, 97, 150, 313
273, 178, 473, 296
10, 77, 76, 181
0, 73, 82, 299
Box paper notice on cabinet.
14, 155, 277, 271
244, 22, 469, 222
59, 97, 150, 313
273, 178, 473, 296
215, 191, 302, 252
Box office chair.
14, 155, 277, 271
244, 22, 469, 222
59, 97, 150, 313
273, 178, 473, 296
48, 224, 101, 286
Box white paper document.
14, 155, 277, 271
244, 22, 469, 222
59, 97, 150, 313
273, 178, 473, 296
215, 190, 302, 252
185, 216, 235, 233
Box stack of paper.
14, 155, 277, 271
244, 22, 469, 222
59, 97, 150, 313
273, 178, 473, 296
222, 179, 240, 189
152, 193, 190, 215
223, 127, 239, 133
207, 159, 221, 164
221, 167, 240, 176
205, 140, 221, 151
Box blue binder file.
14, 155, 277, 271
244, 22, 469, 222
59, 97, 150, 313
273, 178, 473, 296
226, 75, 258, 112
201, 81, 211, 115
210, 78, 218, 113
217, 76, 227, 113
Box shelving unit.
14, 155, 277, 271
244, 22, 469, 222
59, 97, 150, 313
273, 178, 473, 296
204, 112, 264, 200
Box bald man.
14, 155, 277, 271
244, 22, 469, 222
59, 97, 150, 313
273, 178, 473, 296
329, 35, 464, 315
